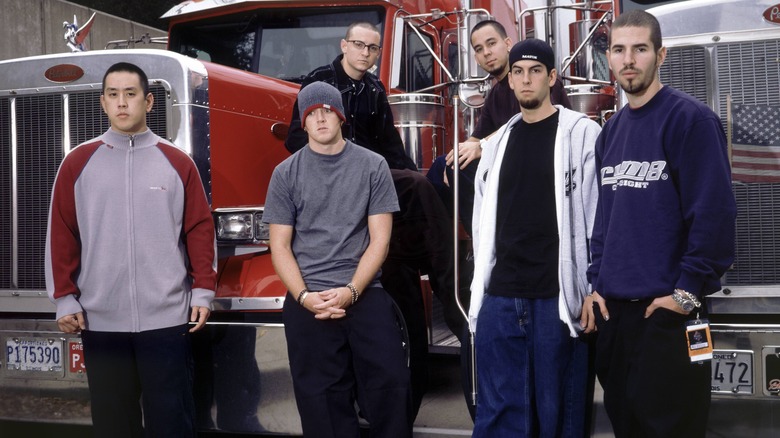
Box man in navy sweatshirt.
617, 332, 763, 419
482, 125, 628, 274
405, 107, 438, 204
582, 10, 736, 437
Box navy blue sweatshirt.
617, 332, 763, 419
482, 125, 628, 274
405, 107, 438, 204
587, 86, 736, 300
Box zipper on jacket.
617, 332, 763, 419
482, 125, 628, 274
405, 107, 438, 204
125, 133, 141, 332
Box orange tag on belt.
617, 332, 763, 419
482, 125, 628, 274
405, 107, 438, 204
686, 319, 713, 362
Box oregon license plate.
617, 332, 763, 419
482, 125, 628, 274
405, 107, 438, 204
5, 337, 64, 373
711, 349, 753, 395
763, 346, 780, 396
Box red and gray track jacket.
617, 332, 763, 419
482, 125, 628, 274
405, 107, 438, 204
45, 128, 216, 332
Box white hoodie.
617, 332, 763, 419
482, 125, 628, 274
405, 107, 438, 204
469, 106, 601, 337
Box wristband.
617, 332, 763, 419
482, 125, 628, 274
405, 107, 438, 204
297, 288, 309, 306
347, 283, 359, 305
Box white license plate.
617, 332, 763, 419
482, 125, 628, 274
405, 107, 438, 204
5, 337, 64, 373
711, 349, 753, 395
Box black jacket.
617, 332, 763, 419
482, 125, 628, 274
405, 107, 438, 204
285, 55, 417, 171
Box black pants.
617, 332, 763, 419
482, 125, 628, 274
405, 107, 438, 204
81, 324, 196, 438
594, 300, 711, 438
384, 169, 466, 417
426, 155, 478, 236
388, 169, 463, 338
192, 325, 262, 431
283, 286, 413, 438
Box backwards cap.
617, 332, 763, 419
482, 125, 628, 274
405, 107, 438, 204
509, 38, 555, 71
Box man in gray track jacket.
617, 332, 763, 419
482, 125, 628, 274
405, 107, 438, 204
45, 62, 217, 438
468, 39, 600, 437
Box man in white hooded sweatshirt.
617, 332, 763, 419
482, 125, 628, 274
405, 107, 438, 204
469, 38, 600, 437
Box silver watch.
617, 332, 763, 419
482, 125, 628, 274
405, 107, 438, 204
672, 289, 701, 312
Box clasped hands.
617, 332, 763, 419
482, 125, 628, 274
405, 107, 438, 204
302, 287, 353, 320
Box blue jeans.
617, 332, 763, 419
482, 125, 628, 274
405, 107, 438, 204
473, 294, 589, 438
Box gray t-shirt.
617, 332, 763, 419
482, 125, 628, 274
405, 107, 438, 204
263, 141, 399, 290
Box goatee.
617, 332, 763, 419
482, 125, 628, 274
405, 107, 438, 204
519, 98, 541, 110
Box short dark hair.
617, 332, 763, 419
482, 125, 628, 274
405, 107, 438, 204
102, 62, 150, 96
471, 19, 508, 41
610, 10, 663, 53
345, 22, 380, 40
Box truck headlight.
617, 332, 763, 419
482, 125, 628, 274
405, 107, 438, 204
213, 207, 269, 243
215, 213, 254, 240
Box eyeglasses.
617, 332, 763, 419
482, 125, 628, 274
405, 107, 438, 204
346, 40, 381, 54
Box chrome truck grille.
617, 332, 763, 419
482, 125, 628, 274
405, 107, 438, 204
659, 46, 708, 108
731, 183, 780, 285
660, 40, 780, 286
715, 40, 780, 113
0, 87, 167, 290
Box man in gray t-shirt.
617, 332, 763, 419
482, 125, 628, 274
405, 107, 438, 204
264, 140, 398, 291
263, 82, 412, 438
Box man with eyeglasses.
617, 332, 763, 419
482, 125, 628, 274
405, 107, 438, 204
285, 21, 460, 419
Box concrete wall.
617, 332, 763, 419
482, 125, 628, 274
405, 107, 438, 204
0, 0, 167, 61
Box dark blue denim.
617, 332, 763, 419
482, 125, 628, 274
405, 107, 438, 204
473, 294, 589, 438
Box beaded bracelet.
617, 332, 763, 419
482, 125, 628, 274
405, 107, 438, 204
297, 288, 309, 306
346, 282, 359, 305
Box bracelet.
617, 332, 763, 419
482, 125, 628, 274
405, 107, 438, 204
680, 290, 702, 308
674, 288, 701, 306
671, 290, 688, 309
347, 282, 359, 305
297, 288, 309, 306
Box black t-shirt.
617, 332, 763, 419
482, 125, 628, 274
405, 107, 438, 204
487, 110, 560, 299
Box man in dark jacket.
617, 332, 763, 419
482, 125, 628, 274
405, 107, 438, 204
285, 25, 414, 171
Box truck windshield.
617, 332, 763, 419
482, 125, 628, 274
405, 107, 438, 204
168, 7, 384, 83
